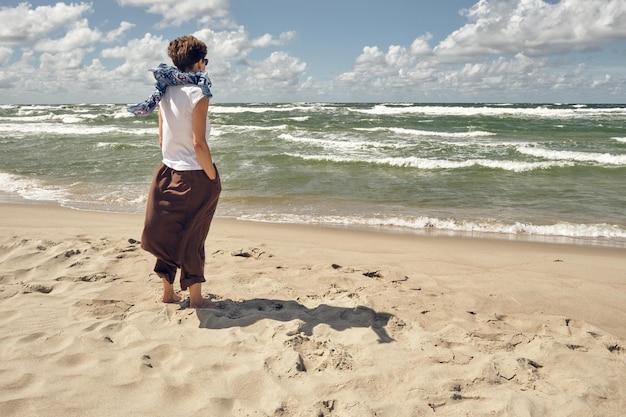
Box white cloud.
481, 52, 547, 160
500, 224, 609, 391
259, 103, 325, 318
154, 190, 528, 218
195, 27, 296, 60
333, 0, 626, 102
410, 34, 434, 56
40, 49, 88, 71
251, 31, 297, 48
193, 26, 298, 83
339, 43, 585, 102
101, 33, 168, 62
0, 2, 138, 102
102, 21, 136, 43
0, 46, 12, 65
591, 74, 611, 88
436, 0, 626, 59
195, 27, 256, 63
0, 2, 92, 44
0, 2, 137, 92
340, 40, 433, 86
0, 0, 623, 103
35, 19, 101, 53
117, 0, 230, 27
352, 47, 385, 72
226, 51, 307, 101
101, 33, 169, 78
251, 51, 307, 86
451, 53, 545, 93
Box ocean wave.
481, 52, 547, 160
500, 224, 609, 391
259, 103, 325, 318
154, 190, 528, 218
613, 137, 626, 143
278, 132, 508, 154
225, 124, 290, 132
370, 216, 626, 240
517, 145, 626, 165
96, 142, 155, 150
4, 104, 134, 122
285, 153, 571, 172
0, 171, 148, 212
235, 212, 626, 243
354, 127, 497, 138
350, 104, 626, 119
211, 103, 341, 114
212, 105, 305, 114
278, 133, 398, 151
0, 172, 68, 202
0, 123, 157, 136
0, 113, 97, 123
111, 109, 136, 119
0, 114, 54, 122
16, 105, 61, 113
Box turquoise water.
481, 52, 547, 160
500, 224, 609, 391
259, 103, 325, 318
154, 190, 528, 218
1, 102, 625, 247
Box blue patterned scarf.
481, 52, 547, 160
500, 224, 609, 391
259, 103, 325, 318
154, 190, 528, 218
128, 64, 213, 117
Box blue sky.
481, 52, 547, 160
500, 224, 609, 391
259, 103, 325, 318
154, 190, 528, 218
0, 0, 625, 104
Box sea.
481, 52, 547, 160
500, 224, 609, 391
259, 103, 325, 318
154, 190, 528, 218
1, 102, 625, 248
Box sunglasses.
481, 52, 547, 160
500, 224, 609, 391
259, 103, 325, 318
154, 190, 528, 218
202, 58, 208, 65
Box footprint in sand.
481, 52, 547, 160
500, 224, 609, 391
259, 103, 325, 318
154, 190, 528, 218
71, 299, 133, 320
230, 247, 270, 259
139, 344, 192, 385
283, 334, 354, 373
332, 264, 409, 285
23, 283, 54, 294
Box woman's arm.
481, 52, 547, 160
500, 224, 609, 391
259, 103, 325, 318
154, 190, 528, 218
192, 97, 217, 180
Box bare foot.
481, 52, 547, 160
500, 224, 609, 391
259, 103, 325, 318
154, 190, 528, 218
162, 293, 182, 303
188, 283, 221, 308
160, 277, 181, 303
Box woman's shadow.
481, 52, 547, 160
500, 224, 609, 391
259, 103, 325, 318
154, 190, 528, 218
194, 298, 395, 343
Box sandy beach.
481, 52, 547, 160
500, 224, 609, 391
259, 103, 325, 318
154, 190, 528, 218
0, 202, 624, 417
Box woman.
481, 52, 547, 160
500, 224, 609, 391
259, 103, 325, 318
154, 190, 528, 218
133, 35, 221, 308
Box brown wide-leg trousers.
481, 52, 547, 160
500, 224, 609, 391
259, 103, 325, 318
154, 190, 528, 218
141, 163, 221, 290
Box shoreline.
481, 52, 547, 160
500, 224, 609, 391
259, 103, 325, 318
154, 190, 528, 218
1, 201, 625, 415
1, 201, 624, 331
2, 192, 624, 249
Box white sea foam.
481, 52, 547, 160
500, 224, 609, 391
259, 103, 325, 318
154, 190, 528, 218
211, 103, 333, 114
111, 109, 135, 119
517, 145, 626, 165
0, 115, 54, 122
59, 116, 84, 124
0, 172, 68, 203
613, 137, 626, 143
355, 127, 496, 138
366, 216, 626, 239
217, 124, 289, 135
211, 106, 296, 114
16, 105, 59, 113
285, 153, 571, 172
241, 124, 290, 132
350, 104, 626, 119
278, 133, 390, 151
0, 123, 157, 136
235, 212, 626, 243
0, 113, 99, 123
96, 142, 155, 150
8, 104, 132, 121
278, 132, 508, 154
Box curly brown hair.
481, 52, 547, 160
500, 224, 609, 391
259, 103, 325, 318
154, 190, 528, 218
167, 35, 207, 72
